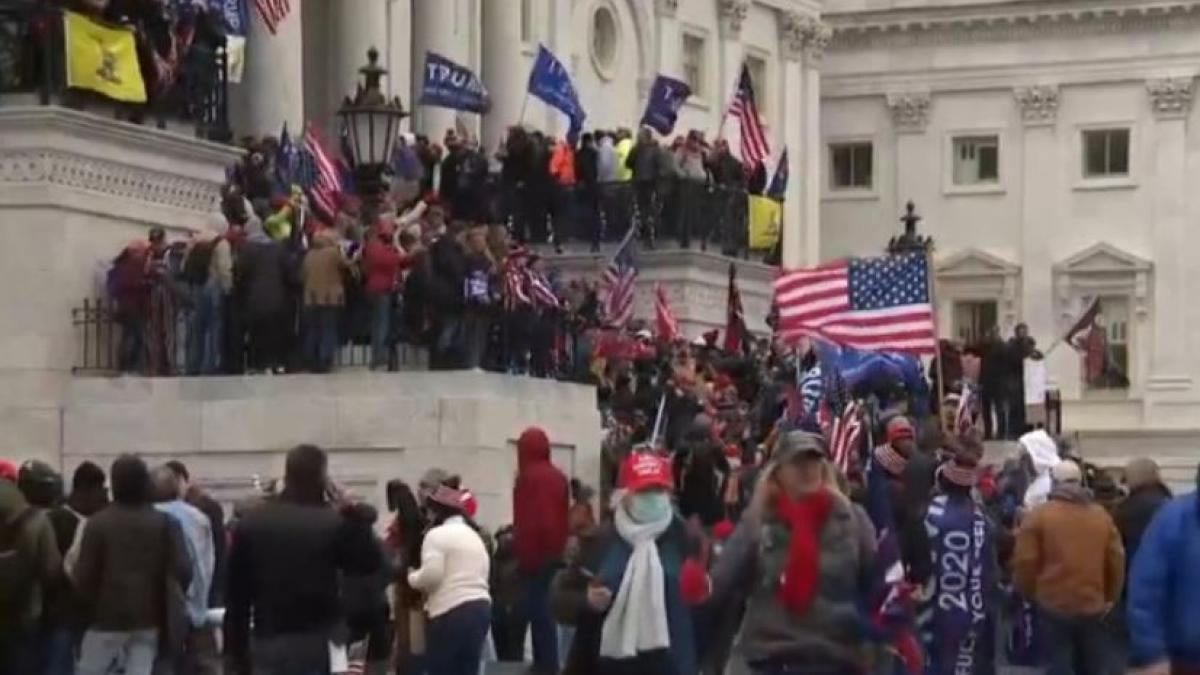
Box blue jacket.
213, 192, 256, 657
1127, 492, 1200, 668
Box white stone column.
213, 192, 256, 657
387, 0, 413, 109
412, 0, 466, 139
331, 0, 388, 102
1014, 85, 1059, 366
233, 4, 303, 138
654, 0, 681, 77
800, 31, 827, 267
1146, 77, 1194, 394
717, 0, 748, 134
481, 0, 525, 152
778, 12, 827, 268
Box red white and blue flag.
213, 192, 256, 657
301, 123, 342, 222
253, 0, 290, 34
603, 226, 638, 328
655, 283, 679, 342
828, 400, 864, 477
774, 253, 936, 354
728, 63, 770, 169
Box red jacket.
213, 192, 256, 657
512, 427, 569, 572
362, 239, 410, 295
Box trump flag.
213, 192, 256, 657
527, 44, 586, 143
640, 75, 691, 135
420, 51, 490, 114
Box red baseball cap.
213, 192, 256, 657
0, 459, 16, 482
619, 452, 673, 493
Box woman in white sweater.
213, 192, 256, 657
407, 484, 492, 675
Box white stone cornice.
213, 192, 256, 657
886, 92, 931, 134
654, 0, 679, 18
718, 0, 750, 37
1014, 85, 1060, 126
825, 0, 1200, 51
780, 11, 831, 62
1147, 77, 1196, 118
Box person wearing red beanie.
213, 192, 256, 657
512, 426, 569, 673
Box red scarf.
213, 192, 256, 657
776, 489, 835, 615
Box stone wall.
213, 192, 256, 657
62, 372, 604, 530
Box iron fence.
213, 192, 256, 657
0, 1, 231, 142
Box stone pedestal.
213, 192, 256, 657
62, 372, 603, 529
549, 249, 775, 339
0, 106, 240, 464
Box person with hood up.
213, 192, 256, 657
1013, 459, 1125, 675
674, 414, 731, 528
708, 430, 869, 674
920, 443, 999, 675
1018, 428, 1063, 510
513, 426, 570, 674
1126, 463, 1200, 675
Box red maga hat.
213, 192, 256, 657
619, 452, 673, 493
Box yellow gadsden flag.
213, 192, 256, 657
748, 195, 782, 250
63, 11, 147, 104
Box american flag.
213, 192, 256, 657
774, 253, 936, 354
655, 283, 679, 342
603, 226, 638, 328
301, 123, 342, 222
723, 263, 749, 354
529, 269, 560, 309
953, 384, 978, 437
828, 399, 864, 476
503, 248, 531, 309
253, 0, 290, 34
728, 63, 770, 168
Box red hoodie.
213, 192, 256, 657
512, 427, 569, 572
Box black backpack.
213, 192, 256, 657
0, 507, 37, 628
181, 239, 217, 285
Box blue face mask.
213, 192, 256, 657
627, 492, 672, 523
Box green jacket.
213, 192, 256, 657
0, 480, 62, 630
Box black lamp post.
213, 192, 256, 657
337, 47, 408, 226
887, 200, 933, 255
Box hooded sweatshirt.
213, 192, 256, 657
0, 480, 61, 632
512, 427, 570, 572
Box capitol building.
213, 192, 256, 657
3, 0, 1200, 506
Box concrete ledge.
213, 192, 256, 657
62, 372, 604, 529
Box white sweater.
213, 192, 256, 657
407, 516, 492, 617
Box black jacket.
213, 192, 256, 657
1114, 482, 1173, 572
575, 145, 599, 187
235, 239, 293, 318
425, 236, 468, 312
225, 498, 380, 673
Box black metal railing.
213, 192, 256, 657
0, 1, 230, 142
72, 295, 426, 376
475, 176, 774, 259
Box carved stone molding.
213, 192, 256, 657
718, 0, 750, 37
1146, 77, 1195, 118
0, 150, 222, 212
886, 92, 931, 134
780, 12, 832, 62
654, 0, 679, 18
1013, 85, 1059, 126
826, 2, 1200, 51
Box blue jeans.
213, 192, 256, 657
366, 292, 392, 369
186, 282, 224, 375
117, 311, 145, 373
522, 566, 559, 672
40, 626, 77, 675
1041, 609, 1112, 675
426, 600, 491, 675
77, 629, 157, 675
303, 305, 340, 372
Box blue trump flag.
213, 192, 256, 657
767, 147, 789, 200
420, 51, 490, 114
640, 75, 691, 135
527, 44, 586, 142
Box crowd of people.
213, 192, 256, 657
6, 323, 1200, 675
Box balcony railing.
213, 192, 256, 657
0, 1, 231, 142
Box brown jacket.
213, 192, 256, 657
1012, 484, 1125, 616
301, 233, 348, 306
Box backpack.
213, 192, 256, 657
0, 507, 38, 628
181, 239, 217, 285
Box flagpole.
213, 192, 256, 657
924, 244, 948, 435
518, 92, 530, 126
650, 392, 667, 450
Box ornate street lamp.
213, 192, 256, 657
337, 47, 408, 224
887, 200, 934, 254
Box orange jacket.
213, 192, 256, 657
550, 143, 576, 185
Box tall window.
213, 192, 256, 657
1077, 296, 1131, 391
952, 135, 999, 185
1082, 128, 1130, 178
952, 300, 998, 346
520, 0, 534, 42
682, 33, 706, 98
829, 142, 873, 190
745, 54, 768, 124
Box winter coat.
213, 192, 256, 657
1127, 492, 1200, 669
674, 433, 730, 528
0, 481, 61, 632
1013, 483, 1125, 616
235, 239, 292, 318
1115, 482, 1173, 575
361, 239, 407, 295
512, 431, 570, 572
301, 234, 349, 306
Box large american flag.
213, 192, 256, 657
655, 283, 679, 342
253, 0, 290, 34
603, 227, 638, 328
301, 123, 341, 222
774, 253, 936, 354
828, 400, 864, 476
728, 63, 770, 168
